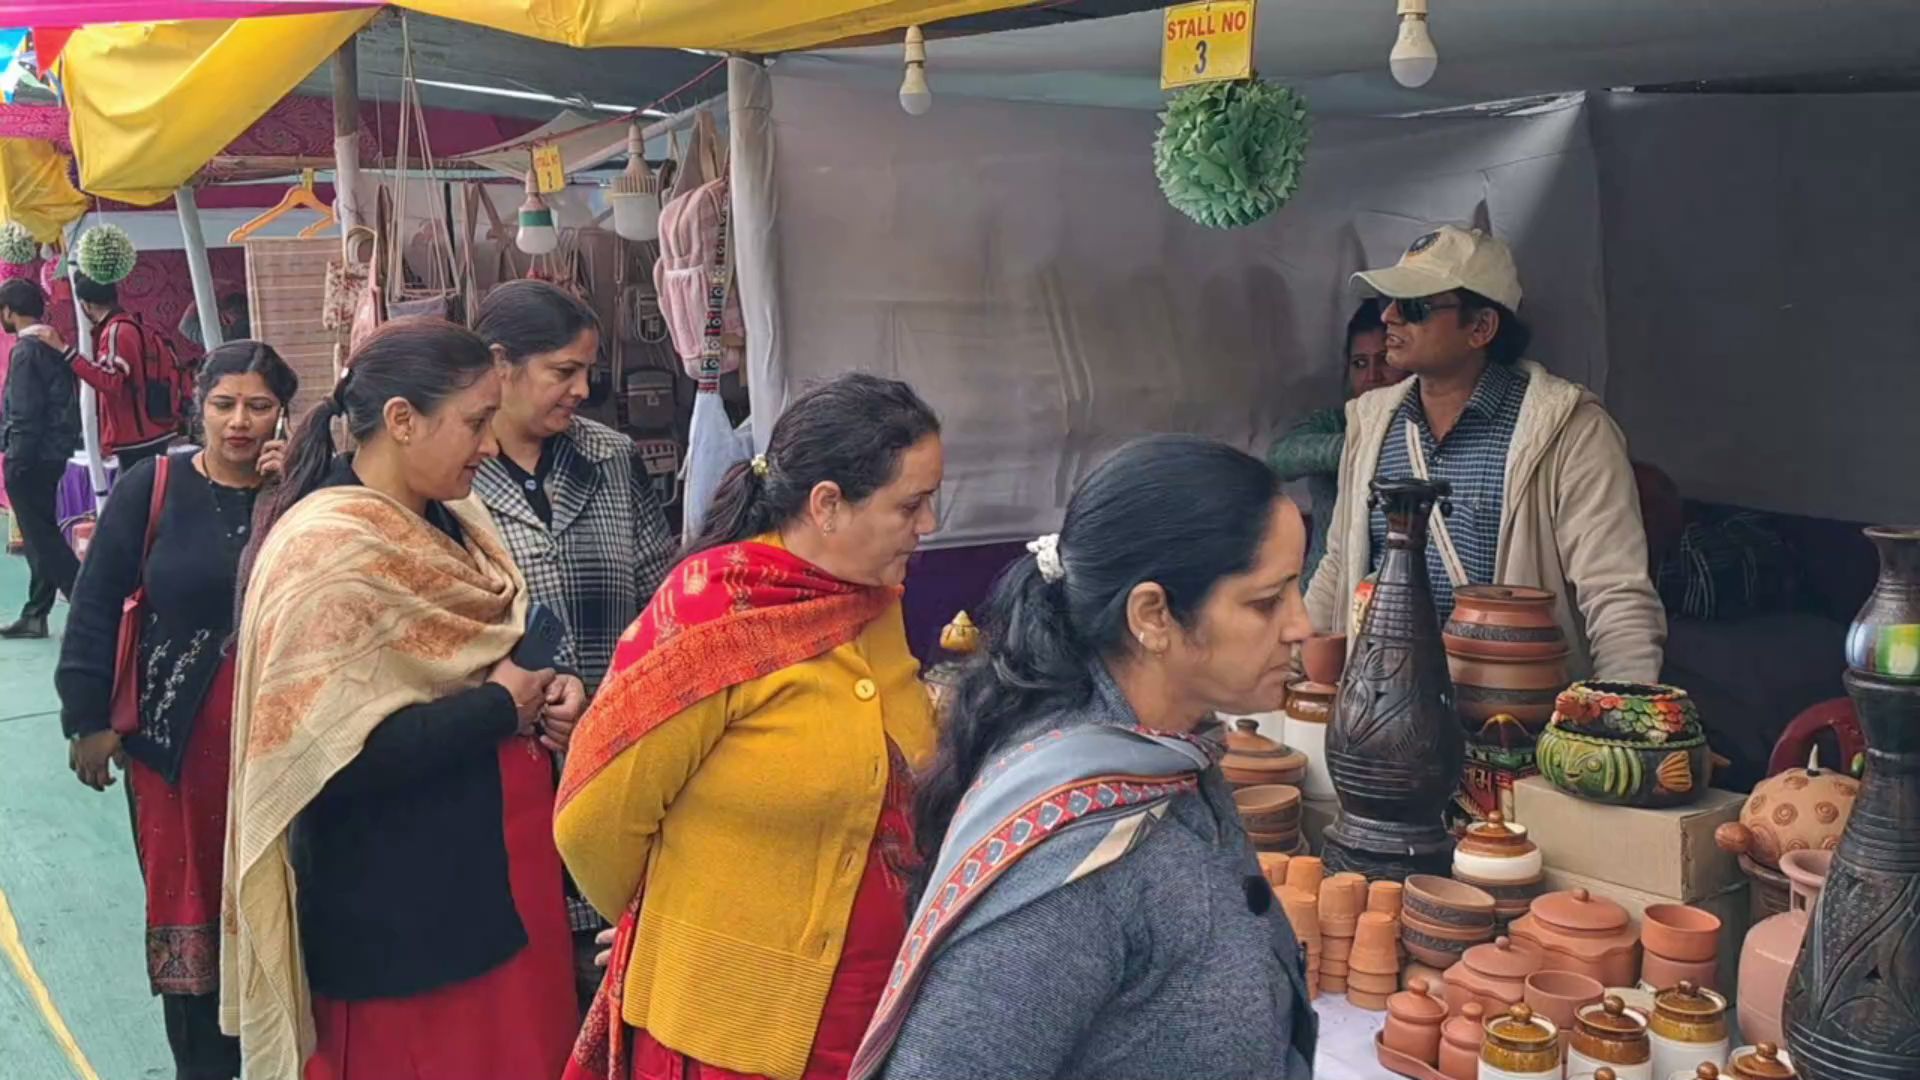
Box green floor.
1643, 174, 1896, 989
0, 545, 171, 1080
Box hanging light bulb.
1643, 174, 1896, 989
516, 169, 559, 256
899, 25, 932, 116
1390, 0, 1439, 89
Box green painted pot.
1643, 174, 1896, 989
1535, 720, 1711, 808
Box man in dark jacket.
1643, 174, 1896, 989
0, 278, 81, 638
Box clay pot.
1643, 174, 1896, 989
1481, 1004, 1563, 1078
1736, 849, 1829, 1051
1222, 717, 1309, 790
1385, 976, 1449, 1064
1282, 680, 1338, 799
1570, 996, 1654, 1080
1320, 872, 1366, 919
1454, 811, 1545, 883
1648, 981, 1730, 1080
1715, 763, 1859, 872
1234, 783, 1303, 833
1443, 935, 1544, 1016
1511, 888, 1642, 988
1277, 886, 1320, 947
1641, 904, 1722, 964
1352, 911, 1401, 974
1450, 655, 1570, 732
1284, 855, 1325, 896
1302, 634, 1347, 685
1348, 988, 1390, 1011
1400, 915, 1487, 970
1404, 874, 1497, 929
1726, 1043, 1796, 1080
1524, 969, 1605, 1037
1641, 952, 1720, 996
1453, 866, 1544, 928
1368, 879, 1405, 918
1537, 720, 1712, 808
1349, 968, 1401, 994
1444, 586, 1570, 731
1439, 1002, 1486, 1080
1553, 681, 1702, 744
1258, 851, 1292, 887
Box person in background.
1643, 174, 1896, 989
63, 272, 180, 470
177, 293, 251, 350
554, 373, 942, 1080
855, 436, 1318, 1080
0, 278, 81, 639
222, 319, 584, 1080
472, 279, 676, 1014
55, 341, 295, 1080
1305, 225, 1665, 682
1266, 298, 1408, 586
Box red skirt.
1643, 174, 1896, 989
129, 655, 234, 997
305, 736, 576, 1080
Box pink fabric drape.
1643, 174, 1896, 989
0, 2, 379, 25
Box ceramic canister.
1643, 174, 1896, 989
1569, 996, 1654, 1080
1648, 982, 1730, 1080
1453, 811, 1545, 883
1479, 1005, 1561, 1080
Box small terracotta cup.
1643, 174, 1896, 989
1320, 874, 1364, 919
1368, 879, 1405, 918
1641, 950, 1720, 994
1352, 911, 1400, 973
1642, 903, 1722, 964
1258, 851, 1292, 887
1525, 969, 1605, 1036
1278, 886, 1320, 945
1285, 855, 1325, 896
1303, 634, 1347, 684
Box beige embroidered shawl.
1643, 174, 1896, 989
219, 486, 528, 1079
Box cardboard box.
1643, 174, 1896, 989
1513, 777, 1744, 902
1540, 867, 1751, 1006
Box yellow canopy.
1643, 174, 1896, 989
393, 0, 1032, 52
63, 10, 375, 205
0, 139, 88, 242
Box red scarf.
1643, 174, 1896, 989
559, 540, 895, 1080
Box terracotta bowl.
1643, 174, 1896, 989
1402, 909, 1498, 944
1404, 874, 1497, 929
1303, 634, 1347, 684
1641, 903, 1722, 964
1640, 950, 1719, 994
1524, 970, 1604, 1034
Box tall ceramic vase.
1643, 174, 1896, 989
1784, 526, 1920, 1080
1323, 477, 1464, 880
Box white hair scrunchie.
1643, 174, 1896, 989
1027, 533, 1065, 583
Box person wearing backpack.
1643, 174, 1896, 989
64, 272, 187, 471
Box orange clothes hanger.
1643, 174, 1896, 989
227, 169, 339, 243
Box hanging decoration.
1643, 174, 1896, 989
75, 222, 138, 284
0, 221, 38, 266
1153, 78, 1309, 230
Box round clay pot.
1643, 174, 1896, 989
1525, 969, 1606, 1036
1736, 849, 1830, 1051
1282, 680, 1338, 799
1439, 1002, 1487, 1080
1642, 904, 1722, 964
1641, 950, 1720, 995
1511, 887, 1642, 988
1277, 885, 1319, 945
1451, 653, 1570, 730
1454, 811, 1546, 883
1445, 586, 1570, 729
1482, 1004, 1563, 1078
1384, 976, 1449, 1064
1221, 717, 1309, 790
1302, 634, 1347, 685
1444, 935, 1545, 1016
1368, 879, 1405, 918
1233, 783, 1303, 833
1404, 874, 1497, 929
1537, 721, 1712, 808
1723, 763, 1860, 871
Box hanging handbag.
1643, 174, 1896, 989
323, 226, 377, 331
108, 454, 171, 736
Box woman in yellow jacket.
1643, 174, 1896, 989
555, 373, 943, 1080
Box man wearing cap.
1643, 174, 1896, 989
1304, 225, 1665, 683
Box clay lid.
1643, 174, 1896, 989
1442, 1002, 1486, 1046
1654, 981, 1728, 1024
1576, 995, 1648, 1039
1387, 977, 1448, 1023
1728, 1042, 1794, 1080
1485, 1004, 1557, 1049
1592, 1071, 1617, 1080
1454, 584, 1557, 605
1532, 887, 1629, 932
1226, 718, 1285, 755
1463, 935, 1543, 980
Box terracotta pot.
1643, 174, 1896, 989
1405, 874, 1497, 929
1719, 762, 1859, 871
1444, 587, 1569, 729
1553, 681, 1702, 744
1278, 885, 1320, 946
1403, 909, 1496, 944
1350, 968, 1401, 994
1727, 1043, 1796, 1080
1648, 981, 1729, 1080
1385, 976, 1449, 1064
1246, 828, 1302, 852
1234, 783, 1303, 833
1641, 904, 1722, 964
1524, 969, 1605, 1036
1537, 720, 1712, 809
1369, 879, 1406, 918
1444, 935, 1545, 1016
1570, 996, 1653, 1080
1401, 925, 1478, 970
1258, 851, 1292, 887
1641, 951, 1720, 995
1222, 717, 1310, 790
1352, 911, 1401, 974
1453, 866, 1545, 928
1454, 811, 1546, 883
1439, 1002, 1486, 1080
1736, 849, 1829, 1051
1285, 855, 1325, 895
1303, 634, 1347, 685
1450, 653, 1570, 730
1323, 916, 1358, 941
1510, 888, 1642, 988
1320, 872, 1366, 919
1481, 1004, 1562, 1078
1283, 679, 1339, 799
1348, 988, 1390, 1011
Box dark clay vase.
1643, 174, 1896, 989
1784, 527, 1920, 1080
1324, 477, 1464, 881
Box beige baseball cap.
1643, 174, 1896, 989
1353, 225, 1523, 312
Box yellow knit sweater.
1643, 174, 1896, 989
553, 567, 935, 1080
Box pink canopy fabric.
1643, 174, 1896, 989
0, 2, 379, 26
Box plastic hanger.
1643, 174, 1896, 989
227, 169, 339, 243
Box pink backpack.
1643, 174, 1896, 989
654, 174, 745, 381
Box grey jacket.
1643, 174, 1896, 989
879, 686, 1317, 1080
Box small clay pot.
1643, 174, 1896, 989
1404, 874, 1497, 929
1510, 887, 1642, 988
1302, 634, 1347, 684
1348, 968, 1401, 994
1642, 904, 1722, 964
1439, 1001, 1486, 1080
1257, 851, 1292, 887
1233, 783, 1302, 833
1481, 1004, 1562, 1077
1384, 976, 1449, 1064
1222, 718, 1309, 790
1450, 653, 1570, 730
1725, 1043, 1795, 1080
1641, 950, 1720, 995
1277, 886, 1320, 945
1322, 916, 1358, 940
1524, 969, 1605, 1035
1323, 871, 1368, 912
1368, 879, 1405, 918
1285, 855, 1325, 896
1351, 912, 1401, 975
1347, 988, 1390, 1012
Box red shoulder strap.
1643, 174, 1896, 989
140, 453, 170, 560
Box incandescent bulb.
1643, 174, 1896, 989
899, 65, 933, 116
1390, 3, 1438, 88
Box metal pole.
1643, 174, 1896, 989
63, 221, 107, 498
175, 185, 223, 350
331, 37, 362, 231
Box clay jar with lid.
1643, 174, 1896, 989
1222, 717, 1308, 791
1437, 1001, 1487, 1080
1480, 1004, 1562, 1080
1647, 981, 1730, 1080
1725, 1043, 1795, 1080
1510, 887, 1641, 987
1444, 935, 1544, 1016
1282, 680, 1338, 799
1385, 976, 1450, 1064
1454, 811, 1545, 883
1570, 995, 1654, 1080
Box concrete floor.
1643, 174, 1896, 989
0, 549, 171, 1080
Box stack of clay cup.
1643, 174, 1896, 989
1369, 879, 1406, 963
1317, 872, 1367, 996
1279, 857, 1325, 997
1349, 910, 1402, 1009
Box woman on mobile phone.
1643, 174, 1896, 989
55, 341, 295, 1080
222, 319, 585, 1080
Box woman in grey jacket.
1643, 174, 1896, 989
853, 436, 1318, 1080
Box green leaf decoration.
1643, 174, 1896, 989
0, 223, 36, 266
1154, 80, 1311, 229
75, 223, 138, 286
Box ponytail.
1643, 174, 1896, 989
684, 458, 780, 557
253, 395, 343, 541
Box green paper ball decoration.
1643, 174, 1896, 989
0, 223, 37, 266
76, 223, 138, 286
1153, 80, 1311, 230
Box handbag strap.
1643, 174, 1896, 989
1401, 419, 1469, 589
139, 453, 171, 567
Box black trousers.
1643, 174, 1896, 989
161, 992, 239, 1080
5, 457, 78, 619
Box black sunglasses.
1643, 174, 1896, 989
1390, 295, 1463, 324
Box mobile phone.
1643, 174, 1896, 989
274, 414, 289, 441
511, 603, 566, 671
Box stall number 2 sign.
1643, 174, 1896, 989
1161, 0, 1256, 91
532, 143, 567, 194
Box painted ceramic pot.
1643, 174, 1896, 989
1445, 586, 1570, 730
1481, 1004, 1562, 1079
1553, 682, 1701, 744
1736, 850, 1830, 1052
1714, 763, 1859, 872
1570, 996, 1653, 1080
1648, 981, 1730, 1080
1844, 526, 1920, 680
1536, 721, 1711, 808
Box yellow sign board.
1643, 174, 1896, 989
1161, 1, 1257, 91
531, 143, 567, 194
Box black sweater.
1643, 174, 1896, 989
1, 333, 79, 466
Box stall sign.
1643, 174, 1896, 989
532, 143, 567, 194
1161, 1, 1256, 91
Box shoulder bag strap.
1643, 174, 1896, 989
1402, 419, 1469, 589
140, 453, 171, 563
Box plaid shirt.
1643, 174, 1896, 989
1369, 362, 1530, 619
474, 417, 675, 933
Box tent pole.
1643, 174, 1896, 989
332, 36, 362, 230
63, 221, 107, 498
175, 185, 223, 351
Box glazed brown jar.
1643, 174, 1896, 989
1569, 995, 1652, 1078
1480, 1004, 1561, 1078
1726, 1042, 1796, 1080
1509, 887, 1641, 987
1648, 981, 1731, 1080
